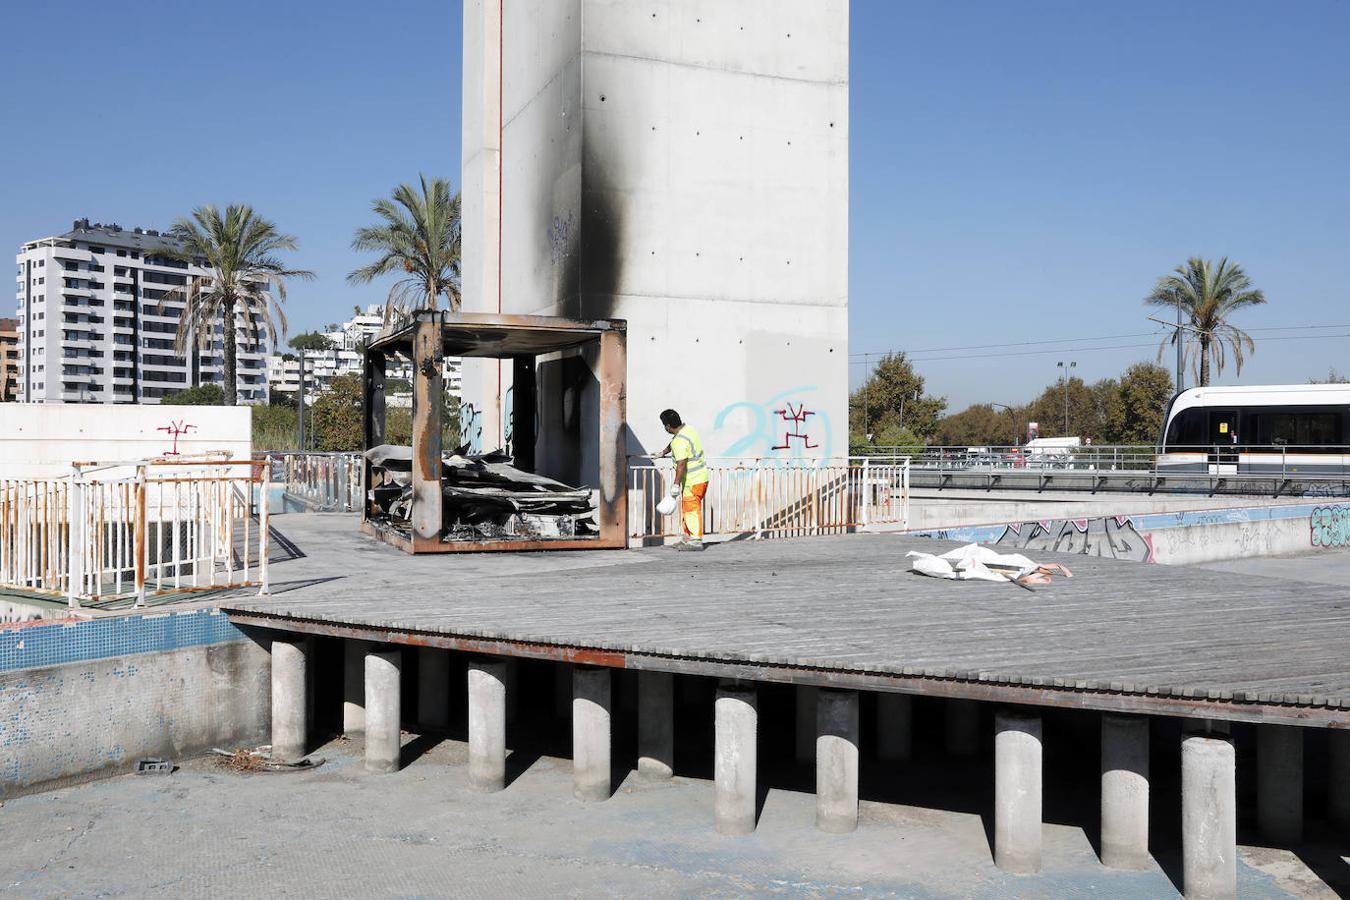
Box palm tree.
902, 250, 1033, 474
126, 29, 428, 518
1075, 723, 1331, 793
348, 175, 461, 324
1144, 257, 1266, 386
162, 205, 313, 406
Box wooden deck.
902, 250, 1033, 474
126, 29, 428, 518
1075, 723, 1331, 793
222, 516, 1350, 728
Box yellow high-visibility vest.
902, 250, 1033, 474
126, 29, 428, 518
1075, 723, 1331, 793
671, 425, 710, 486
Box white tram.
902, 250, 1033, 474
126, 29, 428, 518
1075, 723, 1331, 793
1157, 384, 1350, 475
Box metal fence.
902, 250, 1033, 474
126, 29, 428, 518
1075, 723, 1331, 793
0, 459, 269, 608
263, 451, 363, 513
627, 456, 910, 543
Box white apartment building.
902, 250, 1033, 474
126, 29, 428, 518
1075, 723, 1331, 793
15, 219, 270, 404
267, 305, 463, 400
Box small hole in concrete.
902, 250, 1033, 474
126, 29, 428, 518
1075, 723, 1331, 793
600, 95, 606, 102
829, 122, 834, 127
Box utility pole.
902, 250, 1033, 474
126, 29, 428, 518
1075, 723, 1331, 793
1176, 296, 1184, 392
861, 353, 870, 442
1056, 360, 1076, 435
992, 403, 1016, 445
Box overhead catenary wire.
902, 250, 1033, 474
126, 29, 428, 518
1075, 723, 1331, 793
850, 324, 1350, 365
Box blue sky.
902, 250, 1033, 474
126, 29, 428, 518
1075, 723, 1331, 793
2, 0, 1347, 409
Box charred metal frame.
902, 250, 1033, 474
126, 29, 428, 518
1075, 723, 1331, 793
361, 310, 628, 553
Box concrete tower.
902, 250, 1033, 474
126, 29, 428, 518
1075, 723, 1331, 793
461, 0, 848, 480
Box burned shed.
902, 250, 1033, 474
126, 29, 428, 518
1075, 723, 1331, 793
361, 311, 627, 552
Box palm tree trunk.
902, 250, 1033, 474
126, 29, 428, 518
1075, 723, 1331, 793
1199, 336, 1211, 387
223, 295, 238, 406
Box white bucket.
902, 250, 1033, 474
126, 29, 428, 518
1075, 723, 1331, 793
656, 494, 678, 516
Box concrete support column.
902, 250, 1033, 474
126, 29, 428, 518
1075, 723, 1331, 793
573, 666, 613, 801
1181, 730, 1237, 900
271, 635, 309, 763
1100, 714, 1150, 870
417, 647, 451, 732
816, 688, 860, 833
795, 685, 818, 765
468, 659, 508, 792
364, 646, 403, 773
638, 671, 674, 779
994, 709, 1042, 874
1331, 729, 1350, 828
715, 681, 758, 835
342, 638, 367, 735
1257, 724, 1303, 845
947, 698, 980, 760
876, 693, 913, 762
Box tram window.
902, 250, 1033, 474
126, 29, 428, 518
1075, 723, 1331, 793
1165, 408, 1206, 446
1251, 410, 1343, 447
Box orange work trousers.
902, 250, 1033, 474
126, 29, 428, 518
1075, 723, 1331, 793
681, 482, 708, 541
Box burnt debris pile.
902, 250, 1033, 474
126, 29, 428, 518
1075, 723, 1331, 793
365, 444, 598, 541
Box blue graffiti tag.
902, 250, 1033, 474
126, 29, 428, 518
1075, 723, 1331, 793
1311, 505, 1350, 547
712, 386, 832, 459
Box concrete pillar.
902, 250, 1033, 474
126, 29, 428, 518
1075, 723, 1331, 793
715, 682, 758, 835
573, 666, 612, 801
1181, 730, 1237, 900
271, 635, 308, 763
417, 646, 451, 732
876, 693, 913, 762
1100, 714, 1150, 870
342, 638, 367, 735
816, 689, 860, 833
1257, 724, 1303, 845
638, 671, 674, 779
468, 659, 507, 792
946, 698, 980, 760
994, 709, 1042, 874
1331, 729, 1350, 828
364, 646, 403, 773
795, 685, 818, 765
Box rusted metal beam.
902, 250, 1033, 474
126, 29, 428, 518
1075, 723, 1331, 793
597, 326, 628, 545
223, 612, 1350, 730
410, 317, 443, 552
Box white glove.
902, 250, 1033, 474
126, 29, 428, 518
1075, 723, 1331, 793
669, 484, 681, 498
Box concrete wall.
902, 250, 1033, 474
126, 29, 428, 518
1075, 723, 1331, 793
0, 610, 269, 797
461, 0, 849, 480
0, 404, 252, 477
911, 501, 1350, 566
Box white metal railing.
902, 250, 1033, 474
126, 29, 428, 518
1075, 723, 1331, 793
263, 451, 363, 513
0, 458, 269, 608
627, 456, 910, 543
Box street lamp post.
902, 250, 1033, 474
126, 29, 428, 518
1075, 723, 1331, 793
1056, 360, 1076, 436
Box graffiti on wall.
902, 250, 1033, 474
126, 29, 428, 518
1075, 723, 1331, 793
713, 387, 833, 459
771, 402, 818, 451
548, 211, 575, 267
157, 420, 196, 457
1311, 505, 1350, 547
460, 401, 483, 454
994, 516, 1155, 563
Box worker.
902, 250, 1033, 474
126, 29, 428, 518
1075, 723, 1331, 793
658, 408, 709, 551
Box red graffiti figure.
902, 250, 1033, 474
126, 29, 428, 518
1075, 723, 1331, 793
771, 402, 817, 451
157, 420, 197, 456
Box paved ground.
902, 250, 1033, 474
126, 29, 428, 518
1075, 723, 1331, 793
1199, 548, 1350, 587
1, 735, 1342, 899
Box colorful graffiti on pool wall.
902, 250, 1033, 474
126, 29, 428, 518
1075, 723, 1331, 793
712, 387, 833, 459
994, 516, 1155, 563
1310, 505, 1350, 547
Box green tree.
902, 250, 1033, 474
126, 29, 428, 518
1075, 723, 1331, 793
935, 403, 1019, 447
289, 331, 334, 352
348, 175, 462, 322
163, 205, 313, 406
161, 383, 225, 405
849, 352, 946, 443
1107, 362, 1174, 443
311, 375, 364, 451
1023, 376, 1113, 440
1145, 257, 1266, 387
